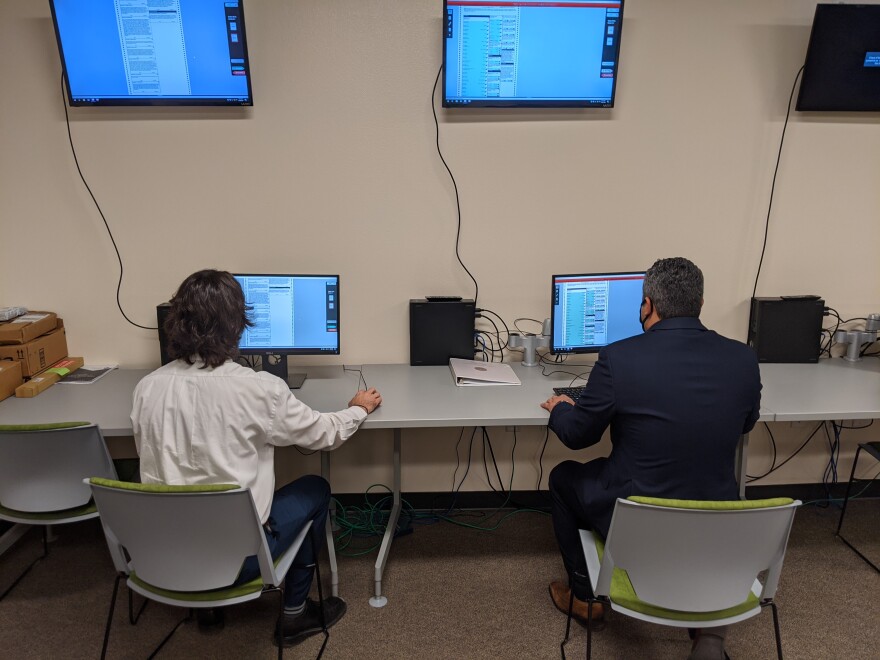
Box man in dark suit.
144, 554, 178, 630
541, 257, 761, 660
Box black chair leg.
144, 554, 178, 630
835, 444, 880, 573
0, 526, 49, 601
128, 586, 149, 624
101, 573, 124, 660
560, 572, 595, 660
769, 601, 783, 660
274, 587, 284, 660
560, 585, 575, 660
146, 611, 191, 660
311, 529, 329, 660
836, 445, 862, 536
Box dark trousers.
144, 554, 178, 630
236, 474, 331, 608
549, 460, 603, 601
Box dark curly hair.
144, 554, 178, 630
643, 257, 704, 319
164, 270, 252, 368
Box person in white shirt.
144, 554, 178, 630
132, 269, 381, 647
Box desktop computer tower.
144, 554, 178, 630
747, 296, 824, 363
409, 299, 475, 366
157, 302, 172, 365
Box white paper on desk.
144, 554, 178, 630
449, 358, 521, 386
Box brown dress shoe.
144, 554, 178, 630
549, 580, 605, 625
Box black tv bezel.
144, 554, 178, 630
795, 4, 880, 112
49, 0, 254, 107
550, 270, 645, 355
441, 0, 624, 109
234, 273, 340, 357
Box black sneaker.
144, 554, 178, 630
274, 597, 346, 647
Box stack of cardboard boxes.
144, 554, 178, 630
0, 311, 73, 402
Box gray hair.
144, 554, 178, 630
643, 257, 703, 319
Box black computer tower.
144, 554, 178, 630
747, 296, 824, 363
157, 302, 172, 365
409, 299, 475, 366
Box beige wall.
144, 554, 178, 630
1, 1, 878, 493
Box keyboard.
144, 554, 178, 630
553, 386, 585, 399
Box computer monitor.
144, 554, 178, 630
551, 271, 645, 354
234, 274, 339, 389
442, 0, 624, 107
49, 0, 253, 106
796, 4, 880, 112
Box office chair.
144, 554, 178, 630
0, 422, 116, 600
835, 441, 880, 572
561, 496, 801, 660
88, 478, 330, 660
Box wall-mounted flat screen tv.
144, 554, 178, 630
49, 0, 253, 106
442, 0, 623, 108
796, 4, 880, 112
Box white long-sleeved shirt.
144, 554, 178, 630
131, 360, 366, 522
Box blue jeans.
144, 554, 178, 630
236, 474, 331, 608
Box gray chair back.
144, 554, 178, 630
0, 424, 116, 512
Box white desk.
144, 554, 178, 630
3, 359, 876, 605
0, 369, 149, 435
301, 363, 601, 605
759, 359, 880, 421
0, 362, 594, 605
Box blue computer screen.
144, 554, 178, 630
50, 0, 252, 106
551, 272, 644, 354
443, 0, 623, 107
234, 275, 339, 355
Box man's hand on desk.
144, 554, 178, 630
350, 388, 382, 414
541, 394, 575, 413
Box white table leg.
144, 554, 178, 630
369, 429, 401, 608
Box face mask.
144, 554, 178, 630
639, 298, 649, 331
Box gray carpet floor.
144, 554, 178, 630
0, 501, 877, 659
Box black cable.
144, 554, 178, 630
835, 420, 873, 430
536, 426, 550, 492
482, 427, 507, 496
514, 318, 544, 334
477, 309, 511, 350
342, 364, 368, 390
476, 314, 505, 359
746, 421, 823, 483
431, 65, 479, 305
820, 422, 840, 505
60, 74, 156, 330
746, 423, 778, 481
475, 331, 495, 361
752, 65, 804, 299
446, 427, 478, 514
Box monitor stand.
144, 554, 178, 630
260, 354, 307, 390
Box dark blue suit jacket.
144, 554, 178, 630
548, 317, 761, 537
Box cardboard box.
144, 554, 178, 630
0, 311, 58, 345
15, 357, 84, 398
0, 322, 68, 377
0, 360, 23, 402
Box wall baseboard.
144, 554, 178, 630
334, 482, 879, 511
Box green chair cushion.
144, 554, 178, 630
0, 422, 91, 432
0, 501, 97, 521
594, 536, 760, 622
627, 496, 794, 510
129, 571, 265, 602
89, 478, 239, 493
